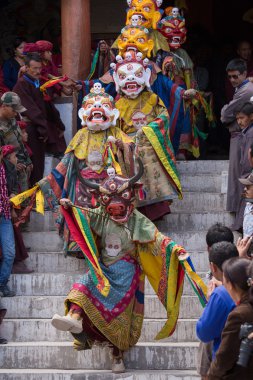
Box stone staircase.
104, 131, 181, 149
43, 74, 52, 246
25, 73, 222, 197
0, 160, 231, 379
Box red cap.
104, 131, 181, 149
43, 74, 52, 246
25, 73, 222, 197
36, 40, 53, 52
17, 121, 28, 130
23, 43, 39, 54
1, 145, 17, 157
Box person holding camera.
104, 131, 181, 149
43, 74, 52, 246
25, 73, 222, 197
207, 257, 253, 379
236, 171, 253, 258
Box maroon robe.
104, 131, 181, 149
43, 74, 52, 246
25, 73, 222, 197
13, 75, 66, 184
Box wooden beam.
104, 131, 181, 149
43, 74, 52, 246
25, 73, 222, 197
61, 0, 91, 80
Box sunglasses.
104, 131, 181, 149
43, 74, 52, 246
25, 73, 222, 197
227, 74, 241, 79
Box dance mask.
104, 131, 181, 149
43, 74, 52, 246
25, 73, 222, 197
158, 7, 187, 50
78, 84, 120, 131
111, 53, 151, 99
118, 25, 154, 58
126, 0, 163, 29
76, 158, 144, 224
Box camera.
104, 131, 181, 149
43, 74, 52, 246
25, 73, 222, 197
237, 323, 253, 368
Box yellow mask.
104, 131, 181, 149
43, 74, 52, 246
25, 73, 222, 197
118, 26, 154, 58
126, 0, 162, 30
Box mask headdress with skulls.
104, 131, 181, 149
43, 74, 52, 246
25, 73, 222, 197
158, 7, 187, 50
75, 157, 144, 224
118, 25, 154, 58
110, 53, 151, 99
126, 0, 163, 30
78, 85, 120, 131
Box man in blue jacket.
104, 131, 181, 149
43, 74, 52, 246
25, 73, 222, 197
196, 240, 238, 379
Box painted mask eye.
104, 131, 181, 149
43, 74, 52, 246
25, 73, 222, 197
103, 103, 110, 109
137, 38, 145, 43
143, 6, 150, 12
165, 28, 172, 33
122, 190, 131, 199
119, 73, 126, 80
123, 37, 128, 42
102, 195, 110, 203
135, 70, 143, 78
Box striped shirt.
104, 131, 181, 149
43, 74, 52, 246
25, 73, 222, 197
0, 163, 11, 219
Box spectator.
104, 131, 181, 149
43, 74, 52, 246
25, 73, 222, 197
236, 172, 253, 258
0, 298, 7, 344
197, 224, 235, 380
205, 223, 234, 248
221, 59, 253, 231
248, 142, 253, 167
0, 146, 16, 297
3, 37, 26, 90
13, 53, 66, 184
226, 40, 253, 102
35, 40, 73, 97
0, 92, 32, 193
232, 102, 253, 230
2, 145, 33, 274
36, 40, 59, 79
196, 242, 238, 372
208, 257, 253, 379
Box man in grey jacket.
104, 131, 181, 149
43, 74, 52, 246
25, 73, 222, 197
221, 58, 253, 230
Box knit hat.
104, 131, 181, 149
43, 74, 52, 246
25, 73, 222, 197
36, 40, 53, 52
23, 43, 40, 55
1, 145, 17, 157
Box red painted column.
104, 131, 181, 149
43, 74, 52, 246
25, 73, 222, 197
61, 0, 91, 80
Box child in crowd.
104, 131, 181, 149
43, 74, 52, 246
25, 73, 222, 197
208, 257, 253, 379
231, 102, 253, 231
2, 145, 33, 274
0, 145, 16, 297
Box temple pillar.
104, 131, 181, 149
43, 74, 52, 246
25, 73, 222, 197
61, 0, 91, 80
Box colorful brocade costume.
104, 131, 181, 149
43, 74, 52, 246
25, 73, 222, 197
10, 90, 207, 361
63, 205, 206, 351
116, 90, 182, 207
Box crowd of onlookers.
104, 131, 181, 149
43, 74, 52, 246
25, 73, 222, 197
0, 38, 72, 344
196, 223, 253, 379
0, 34, 253, 378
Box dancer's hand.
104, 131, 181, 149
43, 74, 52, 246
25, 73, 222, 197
60, 198, 72, 209
183, 89, 197, 99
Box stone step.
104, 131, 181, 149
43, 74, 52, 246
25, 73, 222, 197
28, 208, 233, 237
26, 250, 209, 273
0, 318, 198, 343
2, 295, 203, 319
29, 194, 227, 228
28, 211, 56, 232
23, 229, 233, 251
0, 369, 200, 380
0, 342, 199, 370
23, 232, 63, 252
180, 173, 227, 193
177, 160, 228, 174
156, 211, 234, 232
171, 193, 226, 213
8, 273, 206, 296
